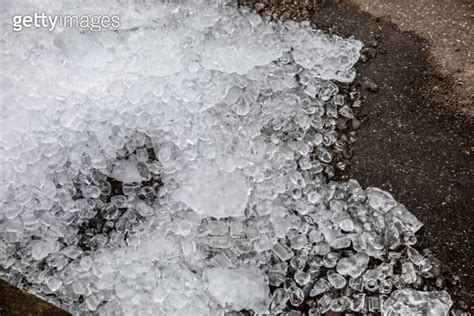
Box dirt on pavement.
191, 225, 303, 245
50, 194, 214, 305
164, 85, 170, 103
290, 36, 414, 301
351, 0, 473, 116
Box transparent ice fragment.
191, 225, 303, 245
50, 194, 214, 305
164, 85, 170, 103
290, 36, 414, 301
253, 234, 275, 252
288, 285, 305, 306
109, 195, 126, 208
136, 201, 154, 217
379, 279, 393, 294
85, 293, 102, 311
307, 191, 322, 204
4, 231, 21, 243
351, 293, 366, 312
366, 187, 397, 214
367, 296, 381, 312
46, 276, 63, 292
328, 272, 347, 289
336, 252, 369, 278
339, 105, 354, 118
330, 236, 352, 249
210, 253, 232, 268
290, 234, 308, 250
61, 246, 82, 259
402, 262, 417, 284
318, 294, 332, 313
316, 147, 332, 163
403, 232, 417, 246
330, 296, 351, 312
383, 289, 452, 316
322, 253, 338, 268
294, 270, 311, 286
407, 246, 425, 266
272, 242, 294, 261
391, 205, 423, 233
310, 278, 331, 297
210, 236, 231, 249
349, 276, 364, 292
111, 160, 147, 183
230, 221, 245, 238
268, 270, 286, 287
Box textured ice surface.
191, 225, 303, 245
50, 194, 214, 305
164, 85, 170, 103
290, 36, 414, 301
205, 267, 270, 313
0, 0, 453, 315
174, 161, 249, 218
383, 289, 453, 316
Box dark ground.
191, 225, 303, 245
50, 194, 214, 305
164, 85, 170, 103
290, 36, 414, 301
1, 1, 472, 315
0, 280, 67, 316
311, 0, 474, 308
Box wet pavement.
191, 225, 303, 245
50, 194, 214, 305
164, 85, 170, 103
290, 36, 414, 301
311, 0, 473, 307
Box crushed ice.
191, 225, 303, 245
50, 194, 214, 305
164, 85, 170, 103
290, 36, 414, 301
0, 1, 454, 315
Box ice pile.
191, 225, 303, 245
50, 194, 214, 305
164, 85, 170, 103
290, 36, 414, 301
0, 0, 454, 315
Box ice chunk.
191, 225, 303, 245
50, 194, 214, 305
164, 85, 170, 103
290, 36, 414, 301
383, 289, 452, 316
46, 276, 62, 292
310, 279, 332, 297
270, 288, 289, 312
391, 204, 424, 233
204, 267, 270, 313
288, 285, 305, 306
174, 162, 249, 218
402, 262, 417, 284
294, 270, 311, 286
366, 187, 397, 214
272, 242, 294, 261
327, 272, 347, 289
336, 252, 369, 278
111, 160, 147, 183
